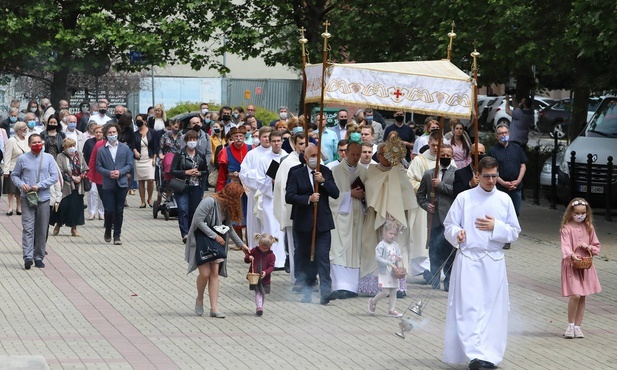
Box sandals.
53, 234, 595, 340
368, 298, 376, 314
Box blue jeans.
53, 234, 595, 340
428, 224, 455, 288
100, 185, 128, 238
505, 187, 522, 216
175, 185, 205, 237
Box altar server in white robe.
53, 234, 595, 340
406, 131, 456, 277
240, 126, 273, 242
329, 142, 366, 298
256, 130, 288, 268
273, 133, 306, 283
442, 156, 520, 369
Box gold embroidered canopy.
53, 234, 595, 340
304, 59, 475, 119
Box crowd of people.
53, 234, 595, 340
0, 98, 603, 370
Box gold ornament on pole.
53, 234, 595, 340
299, 26, 310, 132
447, 21, 456, 60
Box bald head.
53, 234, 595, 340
472, 143, 486, 155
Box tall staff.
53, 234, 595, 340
310, 20, 331, 261
299, 27, 310, 133
471, 42, 481, 170
427, 22, 456, 248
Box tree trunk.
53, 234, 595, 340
49, 66, 71, 108
569, 59, 591, 141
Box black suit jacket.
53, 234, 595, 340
285, 164, 339, 233
453, 164, 475, 198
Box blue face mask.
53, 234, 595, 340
365, 115, 373, 122
292, 126, 303, 134
499, 135, 509, 143
27, 121, 36, 129
68, 122, 77, 130
205, 118, 211, 124
9, 116, 17, 123
107, 135, 118, 143
349, 132, 361, 143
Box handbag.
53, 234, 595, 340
169, 177, 188, 193
572, 246, 593, 269
26, 153, 44, 207
391, 261, 407, 279
195, 229, 227, 265
82, 177, 92, 192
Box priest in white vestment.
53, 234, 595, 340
406, 131, 456, 277
442, 157, 520, 369
329, 142, 366, 297
240, 127, 273, 242
273, 133, 307, 283
256, 131, 288, 268
359, 136, 416, 296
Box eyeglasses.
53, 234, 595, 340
571, 200, 587, 206
481, 173, 499, 179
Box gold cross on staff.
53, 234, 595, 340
299, 26, 306, 37
323, 20, 330, 31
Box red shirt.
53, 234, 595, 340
88, 139, 106, 185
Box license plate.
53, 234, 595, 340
578, 185, 604, 194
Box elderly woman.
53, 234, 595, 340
3, 121, 29, 215
186, 182, 249, 318
54, 138, 89, 237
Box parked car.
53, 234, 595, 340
536, 98, 604, 139
460, 95, 493, 130
557, 96, 617, 206
487, 96, 555, 130
540, 149, 564, 200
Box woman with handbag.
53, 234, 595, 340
560, 198, 602, 339
171, 130, 208, 243
185, 182, 249, 318
53, 138, 89, 237
367, 221, 404, 318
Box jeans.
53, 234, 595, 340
503, 186, 522, 216
100, 185, 128, 238
428, 224, 456, 288
175, 185, 205, 237
296, 230, 332, 298
20, 198, 50, 262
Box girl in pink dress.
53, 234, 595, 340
560, 198, 601, 339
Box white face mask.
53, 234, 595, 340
252, 138, 260, 147
67, 147, 77, 155
279, 112, 287, 120
201, 108, 208, 115
573, 213, 587, 223
187, 141, 198, 150
308, 157, 318, 168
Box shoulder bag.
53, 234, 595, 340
26, 154, 44, 207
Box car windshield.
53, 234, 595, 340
586, 99, 617, 136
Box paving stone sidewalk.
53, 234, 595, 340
0, 196, 615, 369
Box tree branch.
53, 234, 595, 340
16, 73, 52, 86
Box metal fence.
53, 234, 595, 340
221, 78, 302, 114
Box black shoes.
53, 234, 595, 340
320, 291, 339, 305
114, 236, 122, 245
337, 290, 358, 299
396, 290, 407, 298
503, 243, 511, 250
422, 269, 432, 285
24, 259, 33, 270
469, 358, 496, 369
34, 260, 45, 268
104, 230, 112, 243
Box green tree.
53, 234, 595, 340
0, 0, 231, 106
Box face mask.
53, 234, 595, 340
573, 213, 586, 223
365, 115, 373, 122
82, 106, 89, 113
107, 135, 118, 143
30, 143, 43, 153
279, 112, 288, 120
499, 135, 509, 143
187, 141, 198, 150
47, 125, 57, 131
27, 121, 36, 129
192, 125, 201, 132
115, 113, 122, 120
299, 152, 306, 164
67, 147, 77, 155
136, 120, 145, 127
99, 109, 107, 115
349, 132, 361, 143
233, 113, 239, 119
205, 118, 211, 124
68, 123, 77, 130
213, 127, 221, 134
252, 138, 260, 147
292, 126, 303, 134
473, 154, 486, 163
394, 115, 404, 123
201, 108, 209, 115
308, 157, 318, 168
439, 157, 452, 167
171, 129, 179, 135
30, 107, 37, 113
339, 119, 348, 126
9, 116, 17, 123
221, 114, 230, 121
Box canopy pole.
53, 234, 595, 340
299, 27, 310, 133
471, 43, 481, 171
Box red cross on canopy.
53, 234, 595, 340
392, 89, 403, 99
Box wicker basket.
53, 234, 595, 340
391, 263, 407, 279
572, 247, 593, 269
247, 258, 260, 285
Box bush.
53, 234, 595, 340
166, 101, 278, 124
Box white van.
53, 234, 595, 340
557, 97, 617, 205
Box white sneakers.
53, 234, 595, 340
574, 326, 585, 338
564, 325, 584, 339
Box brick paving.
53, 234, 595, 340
0, 194, 615, 369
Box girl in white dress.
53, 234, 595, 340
368, 221, 403, 317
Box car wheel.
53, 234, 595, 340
550, 122, 566, 139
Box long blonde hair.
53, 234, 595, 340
560, 197, 593, 230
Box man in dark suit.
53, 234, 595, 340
416, 144, 456, 291
453, 143, 485, 198
286, 143, 340, 305
96, 122, 134, 245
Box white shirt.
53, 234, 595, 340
91, 113, 112, 126
106, 140, 119, 162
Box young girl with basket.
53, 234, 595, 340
560, 197, 601, 338
368, 221, 404, 318
245, 233, 277, 316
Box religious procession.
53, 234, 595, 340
1, 21, 607, 370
